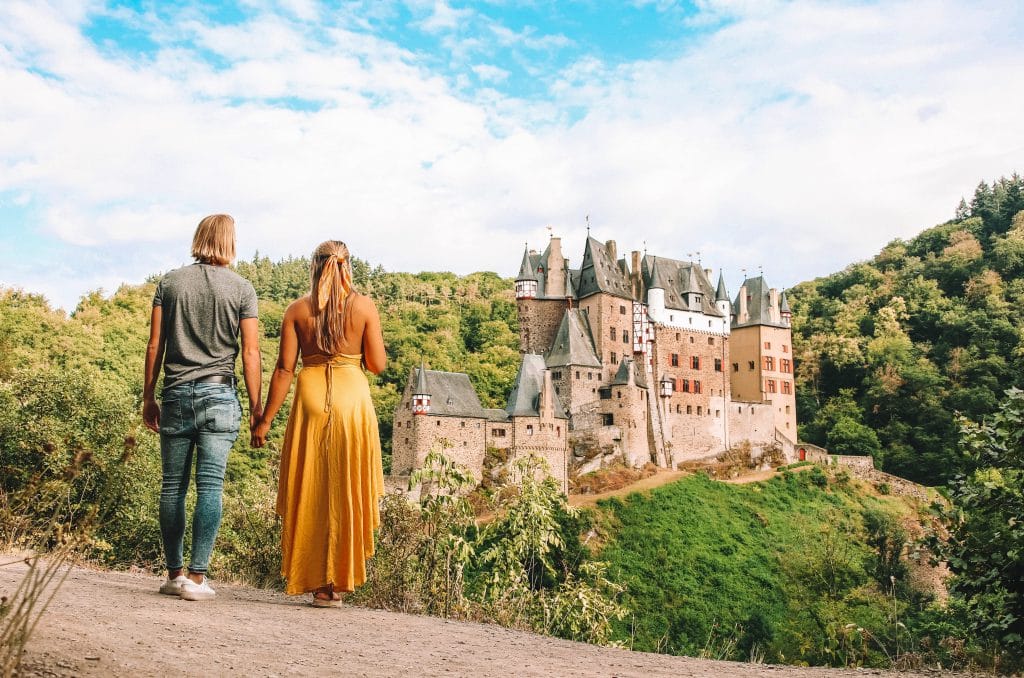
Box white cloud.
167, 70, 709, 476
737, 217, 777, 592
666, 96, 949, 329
1, 0, 1023, 312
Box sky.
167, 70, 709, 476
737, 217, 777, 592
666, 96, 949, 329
1, 0, 1022, 312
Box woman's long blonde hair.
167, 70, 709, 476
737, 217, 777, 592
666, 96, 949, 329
310, 240, 355, 354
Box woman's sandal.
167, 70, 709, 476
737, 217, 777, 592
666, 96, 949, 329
310, 587, 340, 608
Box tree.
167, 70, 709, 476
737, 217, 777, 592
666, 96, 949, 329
929, 388, 1024, 672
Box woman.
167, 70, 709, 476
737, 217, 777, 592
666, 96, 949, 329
251, 240, 386, 606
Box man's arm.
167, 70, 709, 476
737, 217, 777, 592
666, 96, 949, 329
239, 316, 263, 429
143, 306, 165, 433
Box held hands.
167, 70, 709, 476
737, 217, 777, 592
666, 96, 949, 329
142, 398, 161, 433
251, 415, 272, 448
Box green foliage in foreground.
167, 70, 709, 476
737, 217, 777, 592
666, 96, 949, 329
927, 388, 1024, 673
596, 470, 963, 668
350, 451, 626, 646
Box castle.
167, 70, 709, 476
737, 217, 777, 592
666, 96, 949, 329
391, 235, 797, 492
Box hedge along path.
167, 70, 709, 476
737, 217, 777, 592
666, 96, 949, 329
4, 556, 957, 678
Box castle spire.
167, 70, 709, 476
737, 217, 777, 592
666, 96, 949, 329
412, 363, 431, 415
716, 271, 729, 301
515, 245, 538, 300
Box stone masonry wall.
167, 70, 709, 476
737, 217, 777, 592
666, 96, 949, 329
510, 416, 569, 493
726, 400, 776, 453
518, 298, 566, 355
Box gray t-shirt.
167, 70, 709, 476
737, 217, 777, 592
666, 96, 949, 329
153, 263, 258, 390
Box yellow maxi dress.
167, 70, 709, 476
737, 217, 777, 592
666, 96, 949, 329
276, 353, 384, 595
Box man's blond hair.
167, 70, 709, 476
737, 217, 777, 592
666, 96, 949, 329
191, 214, 236, 265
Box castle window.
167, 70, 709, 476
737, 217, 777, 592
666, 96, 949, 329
715, 409, 721, 417
619, 305, 626, 315
557, 426, 561, 436
766, 379, 777, 393
610, 327, 617, 340
708, 337, 714, 345
404, 438, 408, 444
697, 406, 702, 415
682, 378, 690, 393
527, 424, 534, 436
782, 344, 789, 353
599, 388, 612, 400
622, 330, 628, 343
588, 372, 593, 380
601, 413, 614, 426
610, 352, 618, 364
576, 371, 580, 379
785, 405, 791, 414
687, 405, 693, 414
714, 358, 723, 372
675, 332, 680, 340
477, 422, 481, 428
492, 428, 506, 437
732, 363, 739, 372
676, 404, 681, 413
552, 371, 562, 380
764, 356, 775, 371
693, 380, 702, 394
671, 353, 679, 366
780, 359, 791, 373
436, 420, 441, 426
461, 421, 465, 428
782, 381, 792, 395
689, 335, 694, 343
764, 341, 771, 349
691, 356, 701, 370
748, 361, 755, 370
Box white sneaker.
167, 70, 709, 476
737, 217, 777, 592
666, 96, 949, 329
159, 575, 190, 596
179, 577, 216, 601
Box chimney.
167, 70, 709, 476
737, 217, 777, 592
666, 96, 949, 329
737, 284, 749, 324
547, 237, 565, 297
540, 370, 554, 420
704, 268, 712, 279
631, 250, 642, 298
605, 240, 617, 262
769, 288, 780, 323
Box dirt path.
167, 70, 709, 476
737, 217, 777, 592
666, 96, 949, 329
4, 558, 956, 678
568, 469, 690, 508
568, 465, 806, 509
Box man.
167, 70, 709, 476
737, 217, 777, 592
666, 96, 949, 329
142, 213, 262, 601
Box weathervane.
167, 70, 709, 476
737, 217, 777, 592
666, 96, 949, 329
585, 214, 590, 234
546, 225, 553, 239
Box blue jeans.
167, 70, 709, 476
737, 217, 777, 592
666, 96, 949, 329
158, 382, 241, 574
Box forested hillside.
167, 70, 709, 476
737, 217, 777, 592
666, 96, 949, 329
791, 174, 1024, 485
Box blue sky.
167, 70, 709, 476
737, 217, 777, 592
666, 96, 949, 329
1, 0, 1023, 311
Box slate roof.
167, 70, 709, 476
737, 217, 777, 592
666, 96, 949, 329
545, 309, 602, 368
732, 276, 788, 329
505, 354, 568, 419
577, 237, 633, 300
516, 247, 537, 282
610, 357, 648, 388
484, 408, 510, 422
716, 271, 729, 302
780, 291, 791, 313
641, 255, 723, 316
410, 367, 486, 418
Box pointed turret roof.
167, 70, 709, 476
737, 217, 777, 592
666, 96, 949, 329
506, 354, 568, 419
516, 246, 537, 281
716, 271, 729, 301
545, 309, 601, 368
414, 363, 429, 394
780, 291, 791, 313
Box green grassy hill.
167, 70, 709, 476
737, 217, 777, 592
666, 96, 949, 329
594, 466, 945, 668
